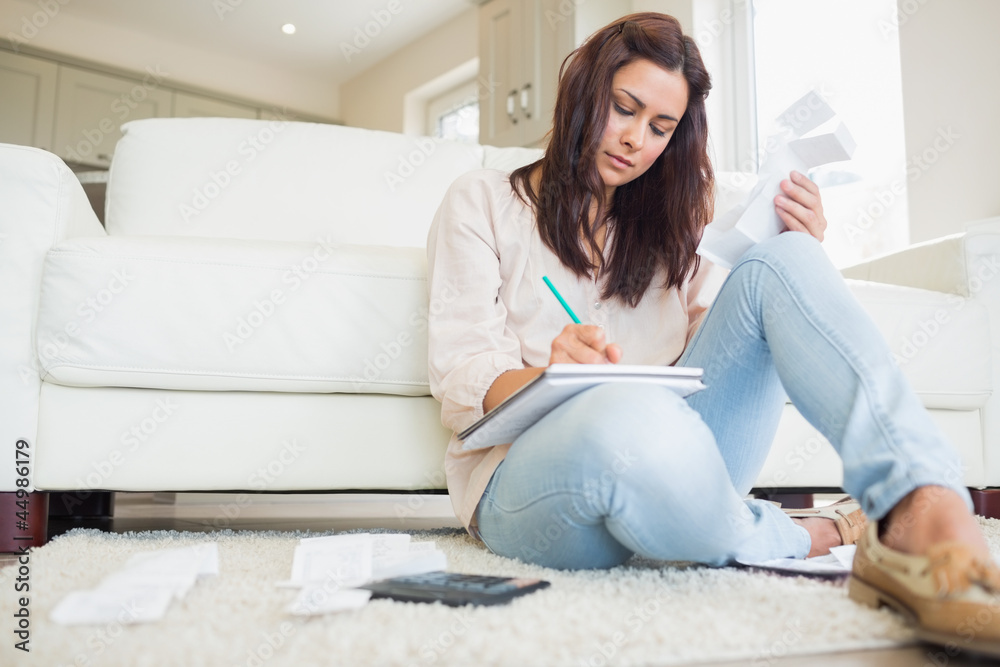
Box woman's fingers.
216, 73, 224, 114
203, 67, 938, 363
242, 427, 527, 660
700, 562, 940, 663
550, 324, 619, 365
775, 170, 827, 242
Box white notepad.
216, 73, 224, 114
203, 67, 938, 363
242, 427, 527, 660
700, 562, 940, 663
458, 364, 706, 450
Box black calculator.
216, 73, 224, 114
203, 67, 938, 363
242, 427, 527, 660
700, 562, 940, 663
360, 571, 550, 606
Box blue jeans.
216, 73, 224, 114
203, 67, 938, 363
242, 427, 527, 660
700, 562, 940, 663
474, 232, 971, 569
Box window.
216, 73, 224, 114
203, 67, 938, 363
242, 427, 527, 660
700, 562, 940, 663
426, 79, 480, 144
751, 0, 909, 267
697, 0, 909, 267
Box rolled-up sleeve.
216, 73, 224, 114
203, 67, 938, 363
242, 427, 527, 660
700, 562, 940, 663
426, 172, 525, 435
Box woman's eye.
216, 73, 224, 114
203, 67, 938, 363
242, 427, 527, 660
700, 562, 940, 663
613, 103, 632, 116
650, 126, 666, 138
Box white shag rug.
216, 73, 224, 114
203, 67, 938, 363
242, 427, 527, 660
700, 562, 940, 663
6, 518, 1000, 667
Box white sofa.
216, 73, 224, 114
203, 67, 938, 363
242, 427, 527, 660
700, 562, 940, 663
0, 117, 996, 540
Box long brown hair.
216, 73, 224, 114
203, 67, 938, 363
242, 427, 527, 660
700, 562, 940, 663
511, 13, 714, 307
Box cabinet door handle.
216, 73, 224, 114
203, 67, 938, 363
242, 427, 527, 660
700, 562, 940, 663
520, 83, 532, 119
506, 90, 518, 124
97, 153, 112, 163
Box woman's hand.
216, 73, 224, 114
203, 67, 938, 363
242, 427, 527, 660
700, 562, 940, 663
549, 324, 622, 365
774, 170, 827, 242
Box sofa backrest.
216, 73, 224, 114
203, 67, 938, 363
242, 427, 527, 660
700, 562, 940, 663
105, 117, 754, 248
105, 118, 541, 247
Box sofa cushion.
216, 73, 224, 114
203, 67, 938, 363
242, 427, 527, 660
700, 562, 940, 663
37, 236, 432, 395
846, 279, 991, 409
105, 118, 488, 247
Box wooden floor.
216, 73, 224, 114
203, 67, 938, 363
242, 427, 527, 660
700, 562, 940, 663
2, 492, 996, 667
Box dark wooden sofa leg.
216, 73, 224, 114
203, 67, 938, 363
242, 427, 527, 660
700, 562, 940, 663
969, 488, 1000, 519
754, 492, 815, 510
48, 490, 115, 519
0, 491, 49, 552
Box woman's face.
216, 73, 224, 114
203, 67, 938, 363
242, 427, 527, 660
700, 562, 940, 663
597, 58, 689, 197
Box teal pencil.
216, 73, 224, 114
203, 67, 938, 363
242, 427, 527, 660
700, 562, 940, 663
542, 276, 581, 324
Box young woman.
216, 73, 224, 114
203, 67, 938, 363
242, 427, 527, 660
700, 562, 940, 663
427, 13, 1000, 653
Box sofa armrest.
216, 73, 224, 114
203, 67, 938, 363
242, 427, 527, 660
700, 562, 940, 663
844, 221, 1000, 481
840, 220, 1000, 299
0, 144, 105, 492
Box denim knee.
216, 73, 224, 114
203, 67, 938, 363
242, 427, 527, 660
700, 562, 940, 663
734, 231, 826, 276
558, 383, 714, 486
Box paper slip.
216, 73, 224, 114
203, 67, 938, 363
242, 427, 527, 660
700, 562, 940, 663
50, 543, 219, 625
50, 586, 177, 626
279, 534, 447, 614
287, 587, 373, 616
287, 534, 374, 588
282, 534, 446, 588
372, 548, 448, 581
697, 89, 857, 269
737, 544, 856, 578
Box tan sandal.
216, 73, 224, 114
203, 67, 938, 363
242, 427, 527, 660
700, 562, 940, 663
850, 520, 1000, 657
781, 496, 867, 546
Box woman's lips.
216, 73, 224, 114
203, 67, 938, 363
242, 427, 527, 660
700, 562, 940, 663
607, 153, 632, 168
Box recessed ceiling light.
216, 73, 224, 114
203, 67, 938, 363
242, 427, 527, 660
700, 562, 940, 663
282, 24, 296, 35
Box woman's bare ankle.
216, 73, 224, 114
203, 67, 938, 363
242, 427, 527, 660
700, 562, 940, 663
880, 485, 990, 559
793, 517, 841, 558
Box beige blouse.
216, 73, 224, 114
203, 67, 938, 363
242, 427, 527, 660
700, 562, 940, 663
426, 169, 722, 537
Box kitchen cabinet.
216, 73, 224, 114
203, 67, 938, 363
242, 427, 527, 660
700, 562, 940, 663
478, 0, 570, 148
0, 51, 57, 150
53, 65, 173, 168
172, 91, 258, 119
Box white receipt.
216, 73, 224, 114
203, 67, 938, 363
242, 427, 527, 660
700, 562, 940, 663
698, 90, 857, 269
737, 544, 856, 577
50, 543, 219, 625
280, 533, 448, 615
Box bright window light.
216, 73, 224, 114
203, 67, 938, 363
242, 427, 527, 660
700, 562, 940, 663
752, 0, 909, 267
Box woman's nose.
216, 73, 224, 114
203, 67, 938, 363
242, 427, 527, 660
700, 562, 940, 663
622, 123, 642, 151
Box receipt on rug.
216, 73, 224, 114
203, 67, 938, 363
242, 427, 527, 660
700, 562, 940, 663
737, 545, 857, 578
50, 542, 220, 625
697, 89, 857, 269
280, 533, 446, 590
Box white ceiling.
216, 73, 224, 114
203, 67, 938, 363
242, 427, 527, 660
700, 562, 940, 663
46, 0, 474, 85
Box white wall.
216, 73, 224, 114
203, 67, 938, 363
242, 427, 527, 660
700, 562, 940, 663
0, 0, 339, 121
897, 0, 1000, 241
340, 9, 478, 133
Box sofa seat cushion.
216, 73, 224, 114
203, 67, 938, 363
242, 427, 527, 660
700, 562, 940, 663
846, 279, 991, 410
37, 235, 432, 395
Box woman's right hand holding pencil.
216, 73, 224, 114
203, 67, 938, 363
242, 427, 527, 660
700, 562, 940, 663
549, 324, 623, 365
